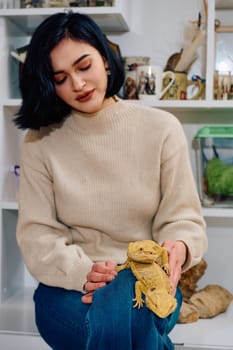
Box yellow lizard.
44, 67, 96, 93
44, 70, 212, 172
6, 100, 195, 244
116, 240, 177, 318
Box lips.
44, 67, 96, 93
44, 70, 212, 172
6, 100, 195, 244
76, 89, 94, 102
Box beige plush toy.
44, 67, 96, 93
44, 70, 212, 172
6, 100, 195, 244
178, 259, 233, 323
179, 259, 207, 301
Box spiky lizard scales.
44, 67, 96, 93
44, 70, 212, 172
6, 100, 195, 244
116, 240, 177, 318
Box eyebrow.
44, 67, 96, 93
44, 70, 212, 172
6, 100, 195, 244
53, 54, 90, 75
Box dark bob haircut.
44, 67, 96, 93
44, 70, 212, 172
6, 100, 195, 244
14, 12, 125, 130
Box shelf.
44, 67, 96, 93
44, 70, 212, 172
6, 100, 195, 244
130, 99, 233, 112
1, 201, 18, 210
203, 207, 233, 218
1, 286, 233, 350
2, 201, 233, 219
0, 333, 49, 350
2, 99, 21, 107
3, 98, 233, 111
170, 303, 233, 349
0, 1, 131, 34
1, 285, 232, 349
0, 287, 37, 335
216, 0, 233, 9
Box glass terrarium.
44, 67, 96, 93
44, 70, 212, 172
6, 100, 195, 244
193, 126, 233, 207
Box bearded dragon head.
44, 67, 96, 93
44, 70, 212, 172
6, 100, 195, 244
127, 240, 164, 263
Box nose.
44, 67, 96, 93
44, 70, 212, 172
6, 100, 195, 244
71, 73, 86, 91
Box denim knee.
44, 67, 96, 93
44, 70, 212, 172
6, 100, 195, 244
34, 283, 89, 350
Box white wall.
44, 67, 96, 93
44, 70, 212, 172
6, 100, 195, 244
110, 0, 204, 74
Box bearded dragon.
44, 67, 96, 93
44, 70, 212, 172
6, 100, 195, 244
116, 240, 177, 318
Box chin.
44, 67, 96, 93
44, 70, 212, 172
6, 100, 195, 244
80, 104, 102, 114
74, 97, 110, 114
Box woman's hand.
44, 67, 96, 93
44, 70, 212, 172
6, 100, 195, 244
162, 240, 187, 295
81, 260, 117, 304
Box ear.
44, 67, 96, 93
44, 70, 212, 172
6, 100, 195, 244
103, 57, 111, 76
103, 56, 109, 70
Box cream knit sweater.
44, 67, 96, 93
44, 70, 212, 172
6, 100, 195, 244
16, 100, 207, 291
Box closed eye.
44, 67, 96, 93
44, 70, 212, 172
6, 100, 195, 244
54, 64, 91, 85
79, 63, 91, 71
54, 76, 67, 85
53, 71, 67, 85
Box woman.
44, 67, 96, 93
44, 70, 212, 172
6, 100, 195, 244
15, 11, 207, 350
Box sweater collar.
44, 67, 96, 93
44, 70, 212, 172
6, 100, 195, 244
69, 98, 127, 133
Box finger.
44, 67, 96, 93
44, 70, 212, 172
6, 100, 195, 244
93, 261, 117, 275
162, 241, 181, 293
87, 269, 116, 284
162, 240, 174, 253
82, 292, 94, 304
169, 262, 182, 295
162, 242, 176, 273
85, 281, 106, 293
105, 261, 118, 273
87, 262, 117, 284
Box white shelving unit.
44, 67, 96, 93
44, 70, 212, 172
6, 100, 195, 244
0, 5, 131, 34
0, 1, 233, 349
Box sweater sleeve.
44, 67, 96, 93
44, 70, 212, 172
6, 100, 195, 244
151, 117, 208, 271
16, 131, 93, 292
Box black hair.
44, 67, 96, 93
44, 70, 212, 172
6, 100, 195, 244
14, 12, 125, 130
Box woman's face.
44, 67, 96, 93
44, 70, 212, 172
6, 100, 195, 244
50, 38, 112, 114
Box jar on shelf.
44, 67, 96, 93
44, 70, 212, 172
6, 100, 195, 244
214, 70, 232, 100
42, 0, 70, 7
123, 56, 150, 100
20, 0, 44, 7
86, 1, 113, 6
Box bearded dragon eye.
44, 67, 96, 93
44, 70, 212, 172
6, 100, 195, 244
150, 288, 156, 291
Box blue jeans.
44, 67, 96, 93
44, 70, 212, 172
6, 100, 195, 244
34, 269, 182, 350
